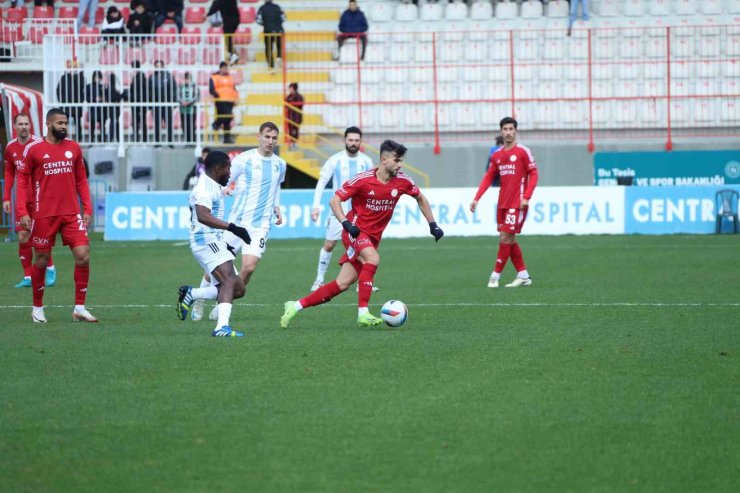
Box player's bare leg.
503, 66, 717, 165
238, 254, 260, 286
356, 248, 383, 326
281, 262, 359, 329
312, 239, 337, 291
71, 245, 98, 322
210, 261, 246, 337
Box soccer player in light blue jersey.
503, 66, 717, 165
309, 126, 375, 292
177, 151, 252, 337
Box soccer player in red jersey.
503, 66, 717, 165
15, 108, 97, 323
470, 116, 538, 288
281, 139, 445, 328
2, 114, 57, 288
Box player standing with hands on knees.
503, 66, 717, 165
177, 151, 252, 337
16, 108, 96, 323
281, 139, 444, 328
470, 116, 538, 288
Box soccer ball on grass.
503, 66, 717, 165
380, 300, 408, 327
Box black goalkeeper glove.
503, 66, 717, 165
429, 222, 444, 242
342, 220, 361, 238
228, 223, 251, 245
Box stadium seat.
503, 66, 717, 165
616, 79, 640, 97
459, 82, 482, 101
206, 26, 224, 45
462, 65, 483, 82
379, 105, 401, 129
32, 6, 53, 19
644, 63, 666, 79
592, 63, 615, 80
185, 7, 207, 24
78, 27, 100, 44
360, 106, 378, 132
730, 0, 740, 14
695, 79, 718, 96
698, 36, 720, 58
396, 3, 418, 21
120, 7, 131, 22
155, 25, 178, 44
546, 0, 569, 18
593, 37, 616, 60
177, 47, 198, 65
369, 3, 393, 22
513, 40, 540, 60
537, 82, 561, 99
598, 0, 619, 16
410, 67, 432, 83
675, 0, 697, 15
54, 25, 74, 36
387, 41, 410, 63
669, 100, 690, 126
641, 99, 663, 124
445, 1, 467, 21
438, 65, 459, 83
539, 63, 563, 81
441, 21, 465, 41
670, 80, 690, 96
723, 60, 740, 78
619, 38, 643, 59
439, 41, 463, 62
470, 0, 493, 20
694, 100, 717, 123
404, 104, 428, 127
701, 0, 723, 14
623, 0, 645, 16
720, 99, 738, 124
82, 7, 105, 26
124, 46, 146, 65
4, 7, 27, 23
562, 102, 586, 125
534, 101, 559, 127
671, 60, 693, 79
57, 6, 78, 20
413, 42, 433, 63
592, 81, 613, 98
543, 39, 565, 60
566, 64, 588, 81
614, 101, 638, 125
648, 0, 671, 16
239, 6, 256, 24
0, 21, 23, 42
568, 37, 589, 60
671, 37, 694, 59
180, 26, 202, 44
384, 84, 405, 103
28, 25, 49, 44
464, 41, 488, 61
233, 26, 252, 45
495, 1, 517, 20
722, 79, 739, 97
514, 81, 535, 99
437, 83, 458, 101
521, 0, 543, 19
455, 104, 478, 128
420, 2, 443, 21
99, 46, 120, 65
645, 36, 666, 59
201, 47, 221, 65
591, 101, 610, 125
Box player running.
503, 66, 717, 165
189, 121, 285, 322
470, 116, 538, 288
15, 108, 96, 323
177, 151, 252, 337
309, 126, 375, 292
281, 139, 445, 328
2, 113, 57, 288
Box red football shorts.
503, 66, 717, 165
339, 230, 379, 273
30, 214, 90, 251
14, 203, 34, 232
497, 207, 528, 235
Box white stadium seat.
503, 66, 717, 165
514, 64, 535, 81
540, 63, 564, 81
649, 0, 671, 16
641, 99, 663, 124
438, 83, 458, 101
389, 43, 412, 63
675, 0, 697, 15
547, 0, 569, 18
420, 2, 443, 21
487, 64, 510, 82
727, 32, 740, 56
411, 68, 432, 83
535, 102, 559, 127
438, 66, 459, 82
385, 68, 411, 84
599, 0, 620, 16
395, 3, 418, 22
669, 100, 690, 126
521, 0, 543, 19
436, 104, 453, 130
441, 22, 466, 41
593, 38, 616, 60
468, 25, 490, 41
645, 37, 666, 59
698, 36, 720, 58
445, 1, 468, 21
329, 85, 353, 103
495, 1, 518, 20
695, 79, 718, 96
439, 41, 463, 62
697, 61, 721, 79
463, 65, 484, 82
592, 63, 615, 81
331, 69, 357, 85
592, 101, 611, 125
562, 102, 586, 125
701, 0, 723, 15
619, 63, 643, 80
620, 38, 643, 59
623, 0, 645, 16
670, 80, 691, 96
360, 106, 378, 132
723, 60, 740, 78
407, 83, 432, 101
364, 45, 386, 64
414, 43, 434, 63
404, 105, 428, 127
614, 101, 638, 125
644, 63, 666, 79
361, 68, 382, 84
616, 80, 640, 97
459, 82, 482, 101
370, 3, 393, 22
694, 100, 717, 123
568, 38, 589, 60
566, 64, 588, 81
730, 0, 740, 14
592, 81, 614, 98
671, 61, 693, 79
325, 106, 349, 128
720, 100, 739, 124
722, 80, 739, 98
543, 39, 565, 60
470, 0, 493, 20
384, 84, 406, 103
465, 41, 488, 61
537, 82, 562, 99
514, 40, 540, 61
378, 105, 401, 130
514, 81, 536, 99
671, 38, 694, 59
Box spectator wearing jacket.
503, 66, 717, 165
209, 61, 239, 144
337, 0, 368, 61
153, 0, 184, 33
85, 70, 107, 142
56, 60, 86, 138
127, 1, 154, 41
208, 0, 240, 65
256, 0, 285, 71
179, 72, 199, 143
102, 6, 126, 42
148, 59, 178, 145
129, 60, 149, 142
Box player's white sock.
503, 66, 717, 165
317, 248, 333, 281
358, 307, 369, 316
74, 304, 85, 313
48, 265, 56, 272
517, 270, 530, 279
216, 302, 232, 328
192, 286, 218, 300
490, 272, 500, 280
294, 301, 304, 311
199, 277, 210, 289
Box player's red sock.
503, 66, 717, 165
510, 242, 527, 273
74, 265, 90, 305
47, 253, 54, 269
19, 243, 32, 277
31, 264, 46, 307
357, 263, 378, 308
299, 280, 342, 308
494, 243, 512, 273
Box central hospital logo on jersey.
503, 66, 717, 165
365, 198, 395, 212
510, 155, 517, 162
500, 163, 517, 176
391, 189, 398, 198
64, 151, 73, 159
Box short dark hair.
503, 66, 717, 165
46, 108, 67, 120
13, 113, 30, 124
202, 147, 212, 155
289, 82, 298, 90
219, 61, 228, 69
495, 135, 504, 146
379, 139, 407, 158
204, 150, 230, 171
500, 116, 518, 129
259, 121, 280, 134
344, 126, 362, 138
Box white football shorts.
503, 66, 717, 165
223, 226, 270, 259
325, 215, 343, 241
191, 241, 235, 284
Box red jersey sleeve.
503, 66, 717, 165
335, 175, 362, 202
73, 145, 93, 216
473, 155, 499, 201
15, 146, 33, 217
2, 148, 14, 202
399, 174, 420, 197
521, 147, 538, 201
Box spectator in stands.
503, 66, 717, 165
209, 61, 238, 144
182, 147, 211, 190
56, 60, 86, 138
102, 6, 127, 42
179, 71, 198, 143
129, 60, 149, 142
127, 1, 154, 41
337, 0, 368, 62
257, 0, 285, 73
485, 134, 504, 187
207, 0, 240, 65
285, 82, 304, 148
105, 73, 123, 142
77, 0, 100, 30
568, 0, 590, 37
148, 59, 177, 146
85, 70, 107, 143
153, 0, 184, 33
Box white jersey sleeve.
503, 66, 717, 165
312, 153, 340, 210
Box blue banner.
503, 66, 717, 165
594, 150, 740, 186
624, 186, 740, 234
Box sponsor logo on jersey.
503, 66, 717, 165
64, 151, 73, 159
33, 236, 50, 246
368, 190, 375, 195
510, 155, 517, 162
43, 154, 50, 159
391, 189, 398, 197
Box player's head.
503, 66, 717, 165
13, 113, 31, 139
344, 126, 362, 155
257, 121, 280, 156
45, 108, 69, 141
499, 116, 517, 145
204, 150, 232, 186
379, 139, 407, 177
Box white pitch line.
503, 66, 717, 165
0, 302, 738, 309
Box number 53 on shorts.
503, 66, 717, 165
497, 208, 528, 234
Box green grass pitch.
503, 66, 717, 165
1, 234, 738, 492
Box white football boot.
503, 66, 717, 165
505, 277, 533, 288
32, 307, 47, 323
73, 307, 99, 322
191, 299, 205, 321
487, 274, 499, 288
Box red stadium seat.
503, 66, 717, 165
0, 22, 24, 43
185, 7, 207, 24
202, 47, 221, 65
29, 25, 49, 44
206, 26, 223, 45
123, 109, 132, 130
33, 6, 54, 19
180, 25, 202, 45
233, 26, 252, 44
120, 7, 131, 22
150, 46, 172, 65
173, 109, 181, 130
239, 7, 256, 24
155, 25, 178, 44
177, 47, 198, 65
78, 27, 100, 44
240, 0, 259, 3
54, 25, 75, 36
82, 7, 105, 26
99, 46, 120, 65
197, 70, 212, 86
5, 7, 27, 23
124, 46, 146, 65
57, 7, 78, 20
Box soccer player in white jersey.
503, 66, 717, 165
176, 151, 252, 337
309, 126, 375, 292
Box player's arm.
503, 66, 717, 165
521, 160, 539, 209
470, 158, 499, 212
74, 152, 94, 226
2, 153, 14, 214
272, 163, 285, 225
414, 192, 444, 242
330, 192, 360, 238
15, 157, 32, 229
226, 154, 247, 189
195, 204, 251, 244
311, 158, 334, 221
